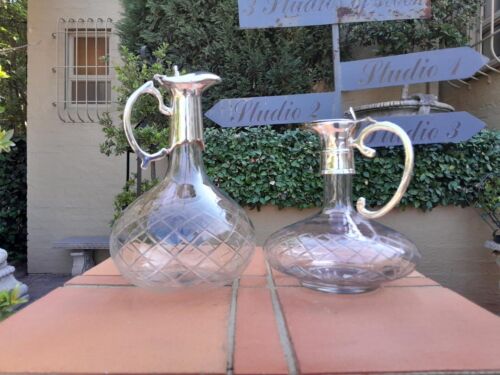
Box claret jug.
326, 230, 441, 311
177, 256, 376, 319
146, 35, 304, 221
110, 68, 256, 292
264, 114, 421, 293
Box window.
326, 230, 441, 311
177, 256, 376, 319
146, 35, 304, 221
53, 18, 116, 123
481, 0, 500, 65
445, 2, 500, 87
67, 31, 111, 105
484, 0, 500, 18
481, 28, 500, 62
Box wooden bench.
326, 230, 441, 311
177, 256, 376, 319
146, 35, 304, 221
54, 236, 109, 276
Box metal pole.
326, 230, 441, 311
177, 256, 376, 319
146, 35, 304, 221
151, 161, 156, 181
332, 24, 343, 118
136, 157, 142, 195
126, 151, 130, 184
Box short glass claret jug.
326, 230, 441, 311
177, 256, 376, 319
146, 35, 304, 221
110, 68, 256, 292
264, 116, 421, 294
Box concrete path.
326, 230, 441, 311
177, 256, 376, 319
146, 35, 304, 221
15, 265, 71, 306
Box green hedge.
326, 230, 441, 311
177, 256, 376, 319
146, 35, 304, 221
113, 128, 499, 218
118, 0, 335, 114
0, 1, 27, 261
201, 127, 499, 210
0, 138, 27, 261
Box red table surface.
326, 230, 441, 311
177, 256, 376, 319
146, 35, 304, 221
0, 248, 499, 375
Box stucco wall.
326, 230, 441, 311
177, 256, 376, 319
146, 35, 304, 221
27, 0, 124, 273
440, 71, 500, 130
247, 206, 499, 314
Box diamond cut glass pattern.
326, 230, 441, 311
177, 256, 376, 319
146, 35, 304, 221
264, 118, 420, 294
265, 209, 419, 293
111, 166, 255, 291
110, 70, 255, 292
111, 167, 256, 291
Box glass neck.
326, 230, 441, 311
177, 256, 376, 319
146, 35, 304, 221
166, 142, 205, 182
322, 173, 353, 212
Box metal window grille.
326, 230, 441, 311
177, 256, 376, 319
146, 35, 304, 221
480, 0, 500, 66
448, 0, 500, 88
52, 18, 116, 123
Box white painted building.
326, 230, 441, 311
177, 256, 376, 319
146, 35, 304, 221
27, 0, 123, 273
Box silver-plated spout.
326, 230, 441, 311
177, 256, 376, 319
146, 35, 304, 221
306, 119, 359, 175
154, 71, 221, 95
123, 69, 220, 169
152, 70, 222, 151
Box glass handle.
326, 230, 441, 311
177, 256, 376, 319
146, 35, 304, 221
351, 118, 414, 219
123, 80, 173, 169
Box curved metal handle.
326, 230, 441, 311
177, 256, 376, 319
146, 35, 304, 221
352, 118, 414, 219
123, 80, 173, 169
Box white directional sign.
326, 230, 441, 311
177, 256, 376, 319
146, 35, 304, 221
206, 92, 337, 127
342, 47, 488, 91
238, 0, 431, 29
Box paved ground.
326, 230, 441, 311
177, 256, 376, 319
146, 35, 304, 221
15, 265, 71, 307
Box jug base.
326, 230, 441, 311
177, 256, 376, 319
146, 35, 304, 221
301, 281, 378, 294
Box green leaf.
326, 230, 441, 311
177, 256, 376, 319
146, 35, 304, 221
0, 286, 28, 321
0, 66, 9, 79
0, 128, 15, 153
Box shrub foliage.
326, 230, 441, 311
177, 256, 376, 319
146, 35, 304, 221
0, 0, 27, 260
118, 0, 335, 110
0, 139, 26, 261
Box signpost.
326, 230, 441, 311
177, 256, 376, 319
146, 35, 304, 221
362, 112, 486, 147
342, 47, 489, 91
238, 0, 432, 29
208, 98, 486, 147
206, 0, 488, 146
205, 92, 336, 127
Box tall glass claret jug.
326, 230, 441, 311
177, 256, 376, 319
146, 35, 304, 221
264, 115, 421, 294
110, 68, 256, 292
